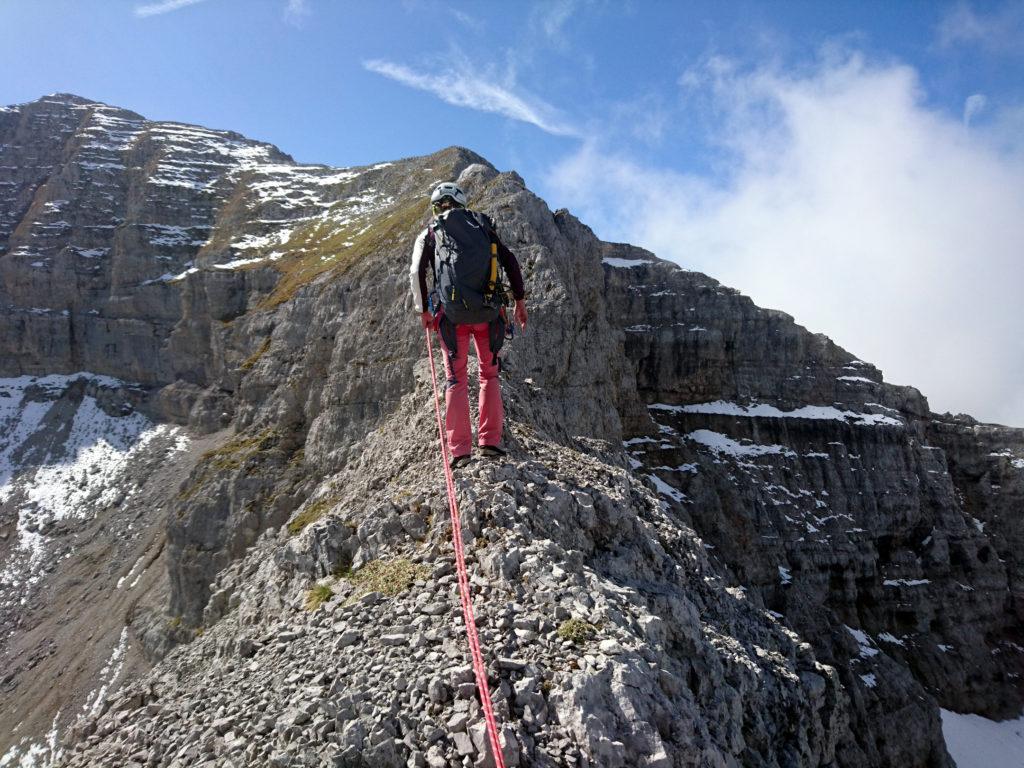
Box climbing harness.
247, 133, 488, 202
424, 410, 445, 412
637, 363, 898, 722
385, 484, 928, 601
424, 328, 507, 768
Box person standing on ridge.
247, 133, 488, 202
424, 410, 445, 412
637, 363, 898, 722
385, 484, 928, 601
410, 182, 528, 469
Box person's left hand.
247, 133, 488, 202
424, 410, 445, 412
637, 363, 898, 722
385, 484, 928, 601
420, 311, 433, 329
514, 299, 528, 330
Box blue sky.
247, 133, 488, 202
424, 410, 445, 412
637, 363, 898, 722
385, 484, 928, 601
2, 0, 1024, 426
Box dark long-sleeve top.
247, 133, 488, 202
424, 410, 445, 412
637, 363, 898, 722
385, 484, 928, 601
408, 210, 526, 313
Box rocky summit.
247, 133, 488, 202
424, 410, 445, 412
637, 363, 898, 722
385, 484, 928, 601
0, 93, 1021, 768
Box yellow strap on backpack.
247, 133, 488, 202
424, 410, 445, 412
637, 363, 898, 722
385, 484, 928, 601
486, 242, 498, 297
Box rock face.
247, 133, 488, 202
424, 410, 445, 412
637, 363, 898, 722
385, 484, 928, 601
0, 93, 1021, 767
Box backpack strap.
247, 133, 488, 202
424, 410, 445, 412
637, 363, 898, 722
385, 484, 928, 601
471, 211, 498, 243
426, 227, 438, 290
487, 311, 506, 368
438, 311, 458, 362
469, 211, 501, 305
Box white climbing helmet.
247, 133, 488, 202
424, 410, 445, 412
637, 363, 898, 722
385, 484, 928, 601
430, 182, 467, 208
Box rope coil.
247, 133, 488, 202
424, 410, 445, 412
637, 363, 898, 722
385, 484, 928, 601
424, 328, 507, 768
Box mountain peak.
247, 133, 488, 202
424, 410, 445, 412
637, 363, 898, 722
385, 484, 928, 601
1, 94, 1022, 768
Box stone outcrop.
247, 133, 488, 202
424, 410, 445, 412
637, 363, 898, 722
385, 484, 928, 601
1, 93, 1021, 767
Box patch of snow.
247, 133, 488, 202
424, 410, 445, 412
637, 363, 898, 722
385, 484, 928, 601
837, 375, 875, 384
77, 161, 126, 171
602, 257, 652, 268
213, 256, 266, 270
845, 625, 880, 658
623, 437, 658, 446
72, 247, 108, 258
141, 264, 198, 285
169, 266, 199, 281
230, 227, 293, 251
877, 632, 906, 646
883, 578, 930, 587
84, 627, 129, 717
116, 554, 147, 590
140, 223, 210, 248
648, 474, 686, 503
865, 402, 901, 415
650, 400, 903, 426
941, 709, 1024, 768
684, 429, 797, 459
0, 374, 190, 613
0, 741, 48, 767
128, 562, 149, 589
778, 566, 792, 585
312, 169, 361, 185
860, 673, 878, 688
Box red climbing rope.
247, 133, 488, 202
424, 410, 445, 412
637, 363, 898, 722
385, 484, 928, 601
424, 328, 507, 768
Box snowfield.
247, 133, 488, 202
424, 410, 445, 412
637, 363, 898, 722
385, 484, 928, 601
941, 709, 1024, 768
0, 373, 188, 610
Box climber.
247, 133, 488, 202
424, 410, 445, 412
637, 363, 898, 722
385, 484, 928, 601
410, 181, 528, 469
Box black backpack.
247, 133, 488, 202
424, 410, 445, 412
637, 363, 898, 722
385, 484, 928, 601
430, 208, 503, 326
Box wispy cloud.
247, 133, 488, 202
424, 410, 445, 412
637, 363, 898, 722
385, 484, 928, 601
363, 59, 580, 137
534, 0, 576, 46
547, 52, 1024, 427
964, 93, 987, 125
134, 0, 208, 17
937, 2, 1024, 55
449, 8, 483, 31
283, 0, 310, 27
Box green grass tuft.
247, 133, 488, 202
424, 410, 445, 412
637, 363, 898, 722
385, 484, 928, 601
305, 583, 334, 611
287, 496, 339, 536
178, 427, 282, 501
240, 337, 271, 371
556, 618, 596, 644
339, 558, 430, 599
200, 427, 279, 472
259, 197, 428, 309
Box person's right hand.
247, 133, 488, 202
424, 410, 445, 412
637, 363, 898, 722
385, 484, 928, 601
514, 299, 528, 331
420, 311, 433, 329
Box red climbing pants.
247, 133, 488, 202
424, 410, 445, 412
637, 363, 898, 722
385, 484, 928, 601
439, 322, 503, 458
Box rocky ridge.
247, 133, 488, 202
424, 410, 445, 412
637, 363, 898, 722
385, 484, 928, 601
0, 93, 1022, 767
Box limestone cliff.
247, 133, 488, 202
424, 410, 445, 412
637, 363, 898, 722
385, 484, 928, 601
0, 93, 1021, 768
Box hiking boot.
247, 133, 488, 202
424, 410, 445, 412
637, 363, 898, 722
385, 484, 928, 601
449, 454, 472, 470
479, 444, 506, 458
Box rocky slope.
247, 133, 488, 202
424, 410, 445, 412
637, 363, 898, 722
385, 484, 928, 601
0, 93, 1021, 767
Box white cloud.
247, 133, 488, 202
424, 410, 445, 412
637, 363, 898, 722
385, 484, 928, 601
964, 93, 987, 125
449, 8, 483, 30
134, 0, 208, 17
547, 53, 1024, 427
534, 0, 576, 46
283, 0, 310, 27
937, 2, 1024, 55
603, 93, 670, 145
363, 58, 580, 137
